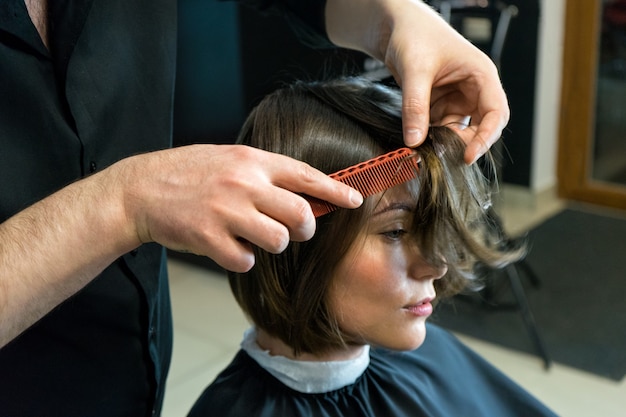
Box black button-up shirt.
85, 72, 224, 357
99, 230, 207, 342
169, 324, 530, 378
0, 0, 327, 415
1, 1, 176, 415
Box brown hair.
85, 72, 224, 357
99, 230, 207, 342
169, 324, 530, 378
229, 77, 523, 355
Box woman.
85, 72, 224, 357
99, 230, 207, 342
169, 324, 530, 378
188, 78, 556, 416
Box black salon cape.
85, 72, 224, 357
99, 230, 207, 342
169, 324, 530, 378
189, 324, 557, 417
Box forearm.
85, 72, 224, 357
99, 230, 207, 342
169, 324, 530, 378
0, 167, 139, 347
325, 0, 446, 60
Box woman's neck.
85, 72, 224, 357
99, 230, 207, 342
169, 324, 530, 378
256, 328, 365, 362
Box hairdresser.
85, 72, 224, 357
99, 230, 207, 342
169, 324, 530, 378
0, 0, 508, 415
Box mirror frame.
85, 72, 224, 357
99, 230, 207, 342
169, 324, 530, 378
558, 0, 626, 210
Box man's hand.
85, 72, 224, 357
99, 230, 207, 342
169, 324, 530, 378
325, 0, 510, 164
121, 144, 363, 272
0, 143, 362, 345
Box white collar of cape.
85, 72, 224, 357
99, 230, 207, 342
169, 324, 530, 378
241, 327, 371, 394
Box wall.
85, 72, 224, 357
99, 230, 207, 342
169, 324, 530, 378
173, 1, 245, 144
173, 1, 365, 146
530, 0, 566, 192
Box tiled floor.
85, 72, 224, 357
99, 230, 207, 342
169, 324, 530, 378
161, 186, 626, 416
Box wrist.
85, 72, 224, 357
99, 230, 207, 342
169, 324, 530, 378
325, 0, 384, 57
97, 158, 145, 253
324, 0, 435, 60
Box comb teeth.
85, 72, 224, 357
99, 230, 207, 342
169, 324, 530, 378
306, 147, 419, 217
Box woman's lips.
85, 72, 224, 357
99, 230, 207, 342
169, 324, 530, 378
404, 298, 434, 317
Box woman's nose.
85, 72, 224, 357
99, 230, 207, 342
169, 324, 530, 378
410, 253, 447, 281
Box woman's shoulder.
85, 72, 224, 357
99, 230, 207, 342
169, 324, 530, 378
368, 323, 558, 417
368, 323, 478, 369
187, 350, 258, 416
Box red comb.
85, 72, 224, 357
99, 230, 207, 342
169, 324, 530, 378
306, 147, 420, 217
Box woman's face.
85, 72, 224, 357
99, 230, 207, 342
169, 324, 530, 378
327, 185, 447, 351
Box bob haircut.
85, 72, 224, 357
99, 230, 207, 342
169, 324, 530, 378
229, 77, 523, 356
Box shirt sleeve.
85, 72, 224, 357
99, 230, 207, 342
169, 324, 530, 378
225, 0, 334, 48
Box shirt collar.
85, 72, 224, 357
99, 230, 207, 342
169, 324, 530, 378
0, 0, 48, 57
241, 327, 370, 394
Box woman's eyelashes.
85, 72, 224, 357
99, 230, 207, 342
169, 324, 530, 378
376, 216, 413, 242
371, 196, 416, 243
381, 228, 408, 241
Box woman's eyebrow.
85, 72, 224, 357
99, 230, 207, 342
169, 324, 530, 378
372, 202, 414, 217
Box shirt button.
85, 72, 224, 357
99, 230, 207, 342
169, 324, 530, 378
148, 326, 156, 339
89, 161, 97, 173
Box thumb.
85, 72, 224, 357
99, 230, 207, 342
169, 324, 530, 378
401, 78, 432, 147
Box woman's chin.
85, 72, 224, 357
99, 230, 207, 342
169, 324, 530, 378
376, 326, 428, 352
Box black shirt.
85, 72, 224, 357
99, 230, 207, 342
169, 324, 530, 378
0, 1, 176, 416
0, 1, 328, 415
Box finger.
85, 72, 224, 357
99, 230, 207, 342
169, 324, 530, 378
213, 175, 314, 252
439, 114, 472, 130
191, 200, 295, 271
271, 157, 363, 210
202, 234, 256, 273
464, 71, 510, 163
195, 206, 289, 271
429, 88, 477, 127
392, 64, 433, 147
230, 207, 292, 254
253, 186, 318, 242
464, 108, 509, 164
429, 83, 508, 164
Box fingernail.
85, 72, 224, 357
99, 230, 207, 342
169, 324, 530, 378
350, 190, 364, 207
405, 128, 423, 147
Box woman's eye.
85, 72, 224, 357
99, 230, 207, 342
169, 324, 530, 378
382, 229, 407, 240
